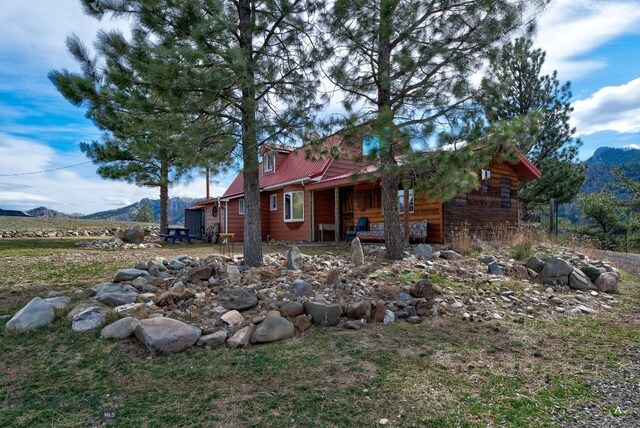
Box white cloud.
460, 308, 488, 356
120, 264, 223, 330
572, 77, 640, 135
0, 191, 54, 204
629, 144, 640, 149
535, 0, 640, 79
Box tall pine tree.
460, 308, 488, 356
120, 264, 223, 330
323, 0, 541, 259
478, 37, 585, 221
80, 0, 326, 266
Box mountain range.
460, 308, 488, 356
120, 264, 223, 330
18, 197, 200, 225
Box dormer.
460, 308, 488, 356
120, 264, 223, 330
261, 143, 292, 177
263, 151, 276, 174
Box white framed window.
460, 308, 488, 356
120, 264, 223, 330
264, 152, 275, 173
284, 191, 304, 222
398, 189, 414, 214
270, 194, 277, 211
238, 198, 245, 215
481, 169, 491, 180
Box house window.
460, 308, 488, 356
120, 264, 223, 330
264, 152, 275, 173
238, 199, 245, 215
481, 169, 491, 180
398, 189, 414, 214
270, 194, 277, 211
284, 191, 304, 222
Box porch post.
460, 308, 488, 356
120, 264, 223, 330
334, 187, 340, 242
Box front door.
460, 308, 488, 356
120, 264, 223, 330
339, 187, 355, 240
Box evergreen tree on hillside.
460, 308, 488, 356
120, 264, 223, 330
322, 0, 542, 259
478, 37, 585, 221
135, 201, 155, 223
77, 0, 326, 267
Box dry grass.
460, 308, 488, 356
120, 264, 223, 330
0, 216, 156, 232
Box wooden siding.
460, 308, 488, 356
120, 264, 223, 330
352, 181, 444, 244
313, 189, 336, 241
443, 161, 519, 241
261, 193, 271, 241
267, 185, 312, 241
225, 198, 244, 242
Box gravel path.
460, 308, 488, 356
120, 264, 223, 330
592, 250, 640, 277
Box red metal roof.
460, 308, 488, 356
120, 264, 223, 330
221, 135, 343, 198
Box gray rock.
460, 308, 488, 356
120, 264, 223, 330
568, 269, 596, 291
440, 250, 463, 260
95, 284, 139, 307
291, 279, 313, 296
168, 260, 186, 270
414, 244, 433, 260
134, 317, 201, 354
72, 306, 110, 332
47, 291, 67, 298
487, 261, 503, 275
227, 325, 254, 349
148, 265, 161, 277
406, 316, 422, 324
120, 227, 145, 244
526, 256, 546, 273
221, 310, 244, 326
286, 246, 303, 270
409, 280, 437, 299
576, 305, 597, 315
350, 237, 365, 266
226, 265, 241, 285
383, 310, 395, 325
112, 269, 147, 283
481, 255, 497, 265
5, 297, 55, 332
134, 261, 148, 270
44, 296, 70, 309
189, 265, 213, 281
251, 312, 295, 343
344, 320, 365, 330
132, 276, 148, 289
595, 272, 619, 293
541, 257, 573, 285
396, 292, 412, 302
100, 317, 140, 340
197, 331, 227, 347
581, 264, 602, 282
304, 301, 342, 326
217, 288, 258, 311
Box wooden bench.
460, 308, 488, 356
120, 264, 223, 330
357, 220, 427, 242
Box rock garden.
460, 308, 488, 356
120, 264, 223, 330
5, 237, 623, 356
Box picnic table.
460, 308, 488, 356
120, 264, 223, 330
160, 227, 193, 244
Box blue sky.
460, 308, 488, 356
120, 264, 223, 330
0, 0, 639, 214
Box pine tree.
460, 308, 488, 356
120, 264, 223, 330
323, 0, 541, 259
49, 32, 226, 230
478, 37, 585, 221
135, 201, 155, 223
78, 0, 326, 266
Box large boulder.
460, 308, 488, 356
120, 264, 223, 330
5, 297, 55, 332
95, 284, 139, 307
595, 272, 619, 294
227, 325, 255, 349
541, 257, 573, 285
568, 269, 596, 291
251, 312, 295, 343
189, 265, 213, 281
112, 269, 147, 283
350, 238, 365, 266
286, 246, 303, 270
134, 318, 201, 354
346, 300, 371, 321
221, 310, 244, 326
526, 256, 545, 273
72, 306, 110, 332
440, 250, 463, 260
197, 331, 227, 347
414, 244, 433, 260
279, 301, 304, 318
303, 301, 342, 326
120, 227, 145, 244
409, 280, 437, 299
100, 317, 140, 340
217, 288, 259, 311
291, 279, 313, 297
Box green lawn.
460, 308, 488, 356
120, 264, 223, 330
1, 238, 639, 427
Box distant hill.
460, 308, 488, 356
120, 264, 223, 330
0, 208, 30, 217
581, 146, 640, 197
26, 206, 76, 218
81, 197, 200, 225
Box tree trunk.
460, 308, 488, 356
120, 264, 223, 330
378, 0, 403, 260
548, 198, 556, 239
238, 0, 262, 267
403, 182, 410, 242
159, 160, 169, 231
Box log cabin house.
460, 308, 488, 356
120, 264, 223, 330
198, 131, 541, 244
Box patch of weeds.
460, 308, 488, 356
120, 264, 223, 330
510, 241, 534, 261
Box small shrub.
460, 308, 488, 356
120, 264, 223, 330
511, 241, 534, 260
450, 224, 472, 255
